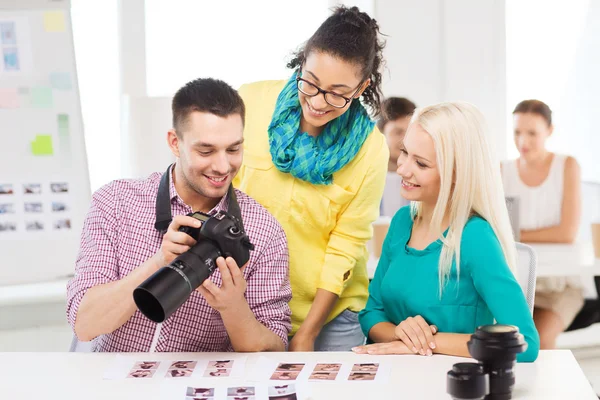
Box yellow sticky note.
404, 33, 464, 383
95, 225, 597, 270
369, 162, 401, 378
43, 11, 66, 32
31, 135, 54, 156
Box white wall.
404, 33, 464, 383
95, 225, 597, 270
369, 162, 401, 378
118, 0, 173, 179
71, 0, 121, 190
116, 0, 509, 177
562, 0, 600, 183
375, 0, 507, 160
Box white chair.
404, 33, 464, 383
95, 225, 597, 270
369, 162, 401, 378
68, 334, 95, 352
515, 242, 537, 314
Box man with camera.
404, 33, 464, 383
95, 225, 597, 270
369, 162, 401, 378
66, 78, 291, 352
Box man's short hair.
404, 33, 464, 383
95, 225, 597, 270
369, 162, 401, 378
172, 78, 246, 135
377, 97, 417, 132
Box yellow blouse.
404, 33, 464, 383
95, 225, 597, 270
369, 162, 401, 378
234, 80, 388, 334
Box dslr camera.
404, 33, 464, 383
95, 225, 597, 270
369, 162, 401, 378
133, 210, 254, 323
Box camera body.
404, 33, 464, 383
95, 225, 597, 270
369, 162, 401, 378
133, 210, 254, 323
179, 210, 253, 269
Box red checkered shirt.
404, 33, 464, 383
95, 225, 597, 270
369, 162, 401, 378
66, 169, 291, 352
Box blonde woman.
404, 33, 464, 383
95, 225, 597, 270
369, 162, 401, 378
354, 102, 539, 362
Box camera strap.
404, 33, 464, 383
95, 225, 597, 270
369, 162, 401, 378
154, 164, 245, 233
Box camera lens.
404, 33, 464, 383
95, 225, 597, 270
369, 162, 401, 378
447, 362, 488, 400
467, 325, 527, 400
133, 241, 221, 322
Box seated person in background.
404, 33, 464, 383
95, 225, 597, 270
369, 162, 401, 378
354, 102, 539, 362
66, 78, 291, 352
502, 99, 583, 349
378, 97, 416, 216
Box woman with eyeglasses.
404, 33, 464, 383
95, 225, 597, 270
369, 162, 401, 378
234, 6, 388, 352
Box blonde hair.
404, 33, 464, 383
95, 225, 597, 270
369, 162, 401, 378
410, 102, 516, 295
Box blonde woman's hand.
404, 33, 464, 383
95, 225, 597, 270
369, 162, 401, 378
394, 316, 437, 356
352, 340, 413, 355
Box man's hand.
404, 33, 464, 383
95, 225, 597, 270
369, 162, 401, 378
352, 340, 414, 355
394, 315, 437, 356
197, 257, 248, 312
152, 215, 200, 267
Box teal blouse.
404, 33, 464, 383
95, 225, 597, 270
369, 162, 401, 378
359, 206, 539, 362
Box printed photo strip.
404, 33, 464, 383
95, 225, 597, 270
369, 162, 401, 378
105, 355, 246, 381
0, 184, 14, 195
308, 363, 341, 381
268, 384, 298, 400
166, 360, 197, 378
227, 385, 256, 399
50, 182, 69, 193
23, 183, 41, 194
180, 383, 301, 400
186, 386, 215, 400
203, 359, 234, 378
269, 363, 305, 381
0, 203, 14, 214
126, 361, 160, 379
347, 363, 380, 381
0, 221, 16, 232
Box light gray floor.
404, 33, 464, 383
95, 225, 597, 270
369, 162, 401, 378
0, 319, 599, 395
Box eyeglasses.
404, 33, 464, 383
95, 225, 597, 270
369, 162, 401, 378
296, 74, 363, 109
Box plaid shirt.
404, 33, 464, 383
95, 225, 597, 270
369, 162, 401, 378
66, 169, 291, 352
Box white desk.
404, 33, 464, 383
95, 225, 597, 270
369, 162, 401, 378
530, 242, 600, 277
368, 241, 600, 280
0, 351, 595, 399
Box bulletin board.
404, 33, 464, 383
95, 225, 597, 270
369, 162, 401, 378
0, 0, 90, 285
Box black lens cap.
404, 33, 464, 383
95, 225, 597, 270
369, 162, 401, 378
447, 362, 489, 400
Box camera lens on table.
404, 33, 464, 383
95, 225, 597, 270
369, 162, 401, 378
447, 362, 488, 400
467, 325, 527, 400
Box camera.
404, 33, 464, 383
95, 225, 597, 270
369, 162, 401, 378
447, 325, 527, 400
133, 210, 254, 323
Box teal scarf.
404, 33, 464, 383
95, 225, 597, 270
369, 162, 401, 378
268, 73, 374, 185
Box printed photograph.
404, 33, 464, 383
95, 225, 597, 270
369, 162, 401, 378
23, 184, 41, 194
208, 360, 233, 369
269, 371, 300, 381
132, 361, 159, 370
351, 363, 379, 372
52, 202, 68, 212
268, 384, 297, 400
313, 363, 341, 372
347, 372, 376, 381
308, 371, 338, 381
53, 219, 71, 230
275, 363, 304, 372
0, 222, 17, 232
186, 387, 215, 397
227, 386, 255, 396
126, 369, 156, 379
0, 184, 14, 195
50, 182, 69, 193
24, 202, 43, 213
170, 360, 197, 370
0, 22, 16, 45
203, 368, 231, 378
0, 204, 15, 214
3, 47, 19, 71
25, 221, 43, 231
165, 368, 193, 378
